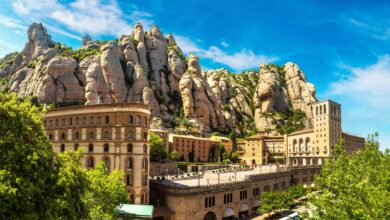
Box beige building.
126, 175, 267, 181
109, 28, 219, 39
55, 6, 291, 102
241, 133, 285, 166
169, 134, 219, 162
44, 103, 150, 205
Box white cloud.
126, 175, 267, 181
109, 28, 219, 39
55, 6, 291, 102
175, 35, 278, 71
221, 41, 229, 47
11, 0, 153, 37
0, 15, 25, 30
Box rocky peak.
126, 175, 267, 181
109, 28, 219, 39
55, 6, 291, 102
24, 23, 54, 61
81, 35, 92, 45
187, 54, 201, 75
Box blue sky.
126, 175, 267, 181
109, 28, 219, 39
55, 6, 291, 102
1, 0, 390, 149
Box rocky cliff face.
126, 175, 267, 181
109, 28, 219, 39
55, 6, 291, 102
0, 23, 317, 136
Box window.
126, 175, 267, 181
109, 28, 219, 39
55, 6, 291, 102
97, 116, 101, 124
88, 144, 94, 153
127, 158, 132, 169
127, 144, 133, 153
61, 132, 66, 140
130, 195, 135, 204
90, 116, 94, 124
274, 183, 279, 191
136, 115, 141, 125
128, 115, 133, 124
240, 190, 247, 200
103, 157, 110, 169
143, 132, 147, 141
142, 174, 147, 186
264, 185, 270, 192
141, 194, 145, 204
104, 131, 110, 139
75, 132, 80, 140
49, 120, 53, 127
126, 174, 132, 186
104, 143, 109, 153
127, 131, 133, 140
74, 144, 79, 151
223, 193, 233, 204
143, 116, 147, 126
253, 187, 260, 196
76, 117, 79, 126
89, 131, 94, 139
105, 115, 109, 124
68, 118, 72, 126
87, 157, 94, 168
142, 158, 148, 170
49, 133, 53, 140
62, 118, 65, 126
56, 119, 59, 127
60, 144, 65, 152
82, 117, 86, 125
143, 144, 147, 154
282, 181, 286, 189
205, 196, 215, 208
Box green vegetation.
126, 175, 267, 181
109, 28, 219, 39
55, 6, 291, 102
258, 184, 311, 216
169, 150, 179, 161
218, 144, 226, 162
27, 59, 38, 68
0, 52, 19, 70
0, 93, 128, 219
173, 108, 201, 136
168, 42, 186, 61
55, 43, 101, 61
262, 108, 307, 135
309, 136, 390, 219
0, 75, 11, 92
150, 133, 168, 162
177, 162, 190, 172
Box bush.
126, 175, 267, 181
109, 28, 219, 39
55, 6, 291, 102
177, 162, 189, 172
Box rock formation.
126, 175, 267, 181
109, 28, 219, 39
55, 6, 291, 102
0, 22, 318, 136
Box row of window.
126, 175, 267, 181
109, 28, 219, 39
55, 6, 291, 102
125, 173, 148, 186
45, 115, 148, 128
59, 143, 148, 154
50, 131, 148, 141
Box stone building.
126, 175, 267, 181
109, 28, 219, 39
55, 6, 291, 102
168, 134, 219, 162
44, 103, 150, 205
209, 136, 234, 152
151, 129, 170, 152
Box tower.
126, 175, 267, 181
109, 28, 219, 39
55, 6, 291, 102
312, 100, 342, 157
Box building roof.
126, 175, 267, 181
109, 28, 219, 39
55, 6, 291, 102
288, 128, 314, 136
342, 132, 365, 139
115, 204, 154, 218
150, 129, 169, 133
246, 133, 283, 140
169, 133, 218, 142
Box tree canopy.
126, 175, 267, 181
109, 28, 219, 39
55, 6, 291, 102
309, 138, 390, 220
0, 93, 128, 219
150, 133, 168, 162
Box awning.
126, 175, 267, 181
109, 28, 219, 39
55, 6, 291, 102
239, 203, 249, 212
115, 204, 154, 218
223, 207, 235, 217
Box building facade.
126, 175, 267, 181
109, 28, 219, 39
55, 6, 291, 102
209, 136, 234, 152
169, 134, 219, 162
151, 129, 170, 152
44, 103, 150, 205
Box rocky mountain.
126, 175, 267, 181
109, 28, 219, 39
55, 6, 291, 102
0, 23, 317, 136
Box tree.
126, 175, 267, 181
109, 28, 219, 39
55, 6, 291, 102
209, 145, 216, 162
170, 150, 179, 161
150, 133, 167, 161
310, 137, 390, 220
218, 144, 226, 162
288, 184, 309, 201
229, 152, 240, 163
188, 150, 195, 162
0, 93, 129, 219
258, 191, 291, 216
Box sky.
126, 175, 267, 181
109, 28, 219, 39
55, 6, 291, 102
0, 0, 389, 149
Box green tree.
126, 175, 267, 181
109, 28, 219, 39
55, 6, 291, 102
288, 184, 310, 201
188, 150, 195, 162
263, 109, 307, 135
229, 152, 240, 163
310, 137, 390, 220
170, 150, 179, 161
150, 133, 167, 162
218, 144, 226, 162
258, 191, 291, 216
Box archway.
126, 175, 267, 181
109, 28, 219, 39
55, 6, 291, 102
239, 203, 249, 220
318, 158, 322, 165
293, 158, 298, 167
222, 207, 235, 220
302, 158, 307, 166
203, 211, 216, 220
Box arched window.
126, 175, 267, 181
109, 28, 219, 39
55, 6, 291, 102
103, 157, 110, 169
127, 144, 133, 153
75, 117, 79, 126
97, 116, 101, 124
143, 132, 147, 141
142, 158, 148, 170
74, 144, 79, 151
104, 143, 109, 153
49, 133, 53, 140
130, 194, 135, 204
323, 104, 326, 114
87, 157, 94, 169
127, 131, 133, 140
143, 144, 147, 154
68, 117, 72, 126
128, 115, 133, 124
319, 105, 322, 115
62, 118, 65, 126
75, 132, 80, 140
141, 194, 145, 204
88, 143, 94, 153
89, 131, 94, 139
142, 174, 148, 186
60, 144, 65, 152
136, 115, 141, 125
90, 116, 94, 124
126, 174, 132, 186
143, 116, 147, 126
105, 115, 110, 124
61, 132, 66, 140
127, 158, 133, 169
